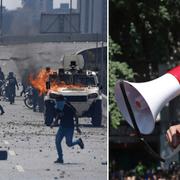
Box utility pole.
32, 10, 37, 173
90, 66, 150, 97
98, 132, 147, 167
101, 0, 105, 86
69, 0, 72, 35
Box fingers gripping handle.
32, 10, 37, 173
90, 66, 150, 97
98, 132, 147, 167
163, 144, 180, 159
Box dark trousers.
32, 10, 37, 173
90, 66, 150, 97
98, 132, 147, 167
8, 93, 15, 104
7, 87, 16, 104
32, 97, 38, 112
55, 126, 80, 160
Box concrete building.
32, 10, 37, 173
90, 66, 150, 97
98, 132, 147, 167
22, 0, 53, 12
78, 0, 107, 40
60, 3, 70, 10
40, 0, 53, 11
2, 0, 107, 38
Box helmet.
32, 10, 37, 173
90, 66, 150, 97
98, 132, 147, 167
8, 72, 14, 77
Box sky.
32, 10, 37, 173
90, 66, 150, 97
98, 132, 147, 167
3, 0, 77, 10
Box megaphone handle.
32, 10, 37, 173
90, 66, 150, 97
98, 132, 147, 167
164, 144, 180, 159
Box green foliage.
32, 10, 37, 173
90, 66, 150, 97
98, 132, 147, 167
159, 5, 170, 21
109, 37, 135, 128
109, 37, 122, 59
109, 61, 135, 128
109, 0, 180, 128
110, 0, 180, 66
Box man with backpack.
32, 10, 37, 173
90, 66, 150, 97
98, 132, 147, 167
6, 72, 19, 104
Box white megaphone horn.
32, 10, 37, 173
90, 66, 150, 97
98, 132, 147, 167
115, 66, 180, 135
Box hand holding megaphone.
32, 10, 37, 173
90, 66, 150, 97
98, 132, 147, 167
166, 124, 180, 148
161, 125, 180, 159
164, 124, 180, 159
115, 65, 180, 161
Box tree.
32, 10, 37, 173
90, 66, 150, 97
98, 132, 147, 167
110, 0, 180, 68
109, 37, 135, 128
109, 0, 180, 128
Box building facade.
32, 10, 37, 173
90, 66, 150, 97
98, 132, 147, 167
22, 0, 53, 12
78, 0, 107, 40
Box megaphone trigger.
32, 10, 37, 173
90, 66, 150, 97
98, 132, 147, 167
162, 142, 180, 160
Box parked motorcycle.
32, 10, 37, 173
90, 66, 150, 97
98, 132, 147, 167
23, 86, 33, 109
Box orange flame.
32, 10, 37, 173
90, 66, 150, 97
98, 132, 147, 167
29, 68, 84, 95
29, 69, 52, 95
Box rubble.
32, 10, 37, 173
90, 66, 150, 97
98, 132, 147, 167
0, 96, 107, 179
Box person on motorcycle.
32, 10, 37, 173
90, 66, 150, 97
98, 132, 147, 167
6, 72, 19, 104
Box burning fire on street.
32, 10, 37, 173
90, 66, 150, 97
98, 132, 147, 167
29, 68, 84, 95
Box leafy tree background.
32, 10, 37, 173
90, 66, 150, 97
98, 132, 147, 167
110, 0, 180, 128
109, 37, 135, 128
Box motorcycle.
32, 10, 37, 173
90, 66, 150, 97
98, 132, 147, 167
0, 80, 9, 101
23, 86, 33, 109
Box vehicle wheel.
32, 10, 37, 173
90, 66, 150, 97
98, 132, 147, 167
91, 100, 102, 127
24, 96, 33, 109
44, 100, 55, 126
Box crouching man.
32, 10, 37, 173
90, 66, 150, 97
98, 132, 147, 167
50, 94, 84, 164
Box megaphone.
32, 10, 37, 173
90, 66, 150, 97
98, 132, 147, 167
115, 66, 180, 135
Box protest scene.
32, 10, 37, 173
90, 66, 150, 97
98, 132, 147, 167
0, 0, 107, 179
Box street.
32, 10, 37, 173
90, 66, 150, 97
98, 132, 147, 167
0, 94, 107, 180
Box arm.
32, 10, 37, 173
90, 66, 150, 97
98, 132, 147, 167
66, 101, 81, 134
166, 124, 180, 148
15, 78, 19, 89
50, 115, 59, 128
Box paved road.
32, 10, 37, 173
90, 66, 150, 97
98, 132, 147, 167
0, 94, 107, 180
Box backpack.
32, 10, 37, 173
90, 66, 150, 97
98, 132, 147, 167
8, 78, 16, 86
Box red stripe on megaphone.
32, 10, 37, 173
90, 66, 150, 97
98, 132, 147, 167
168, 66, 180, 83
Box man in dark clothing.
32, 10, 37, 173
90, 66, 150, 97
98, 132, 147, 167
20, 69, 29, 96
31, 87, 45, 112
50, 95, 84, 164
20, 82, 27, 96
6, 72, 19, 104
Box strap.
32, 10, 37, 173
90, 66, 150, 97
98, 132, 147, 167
119, 81, 141, 136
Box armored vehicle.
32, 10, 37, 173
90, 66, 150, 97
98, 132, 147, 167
44, 55, 102, 127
